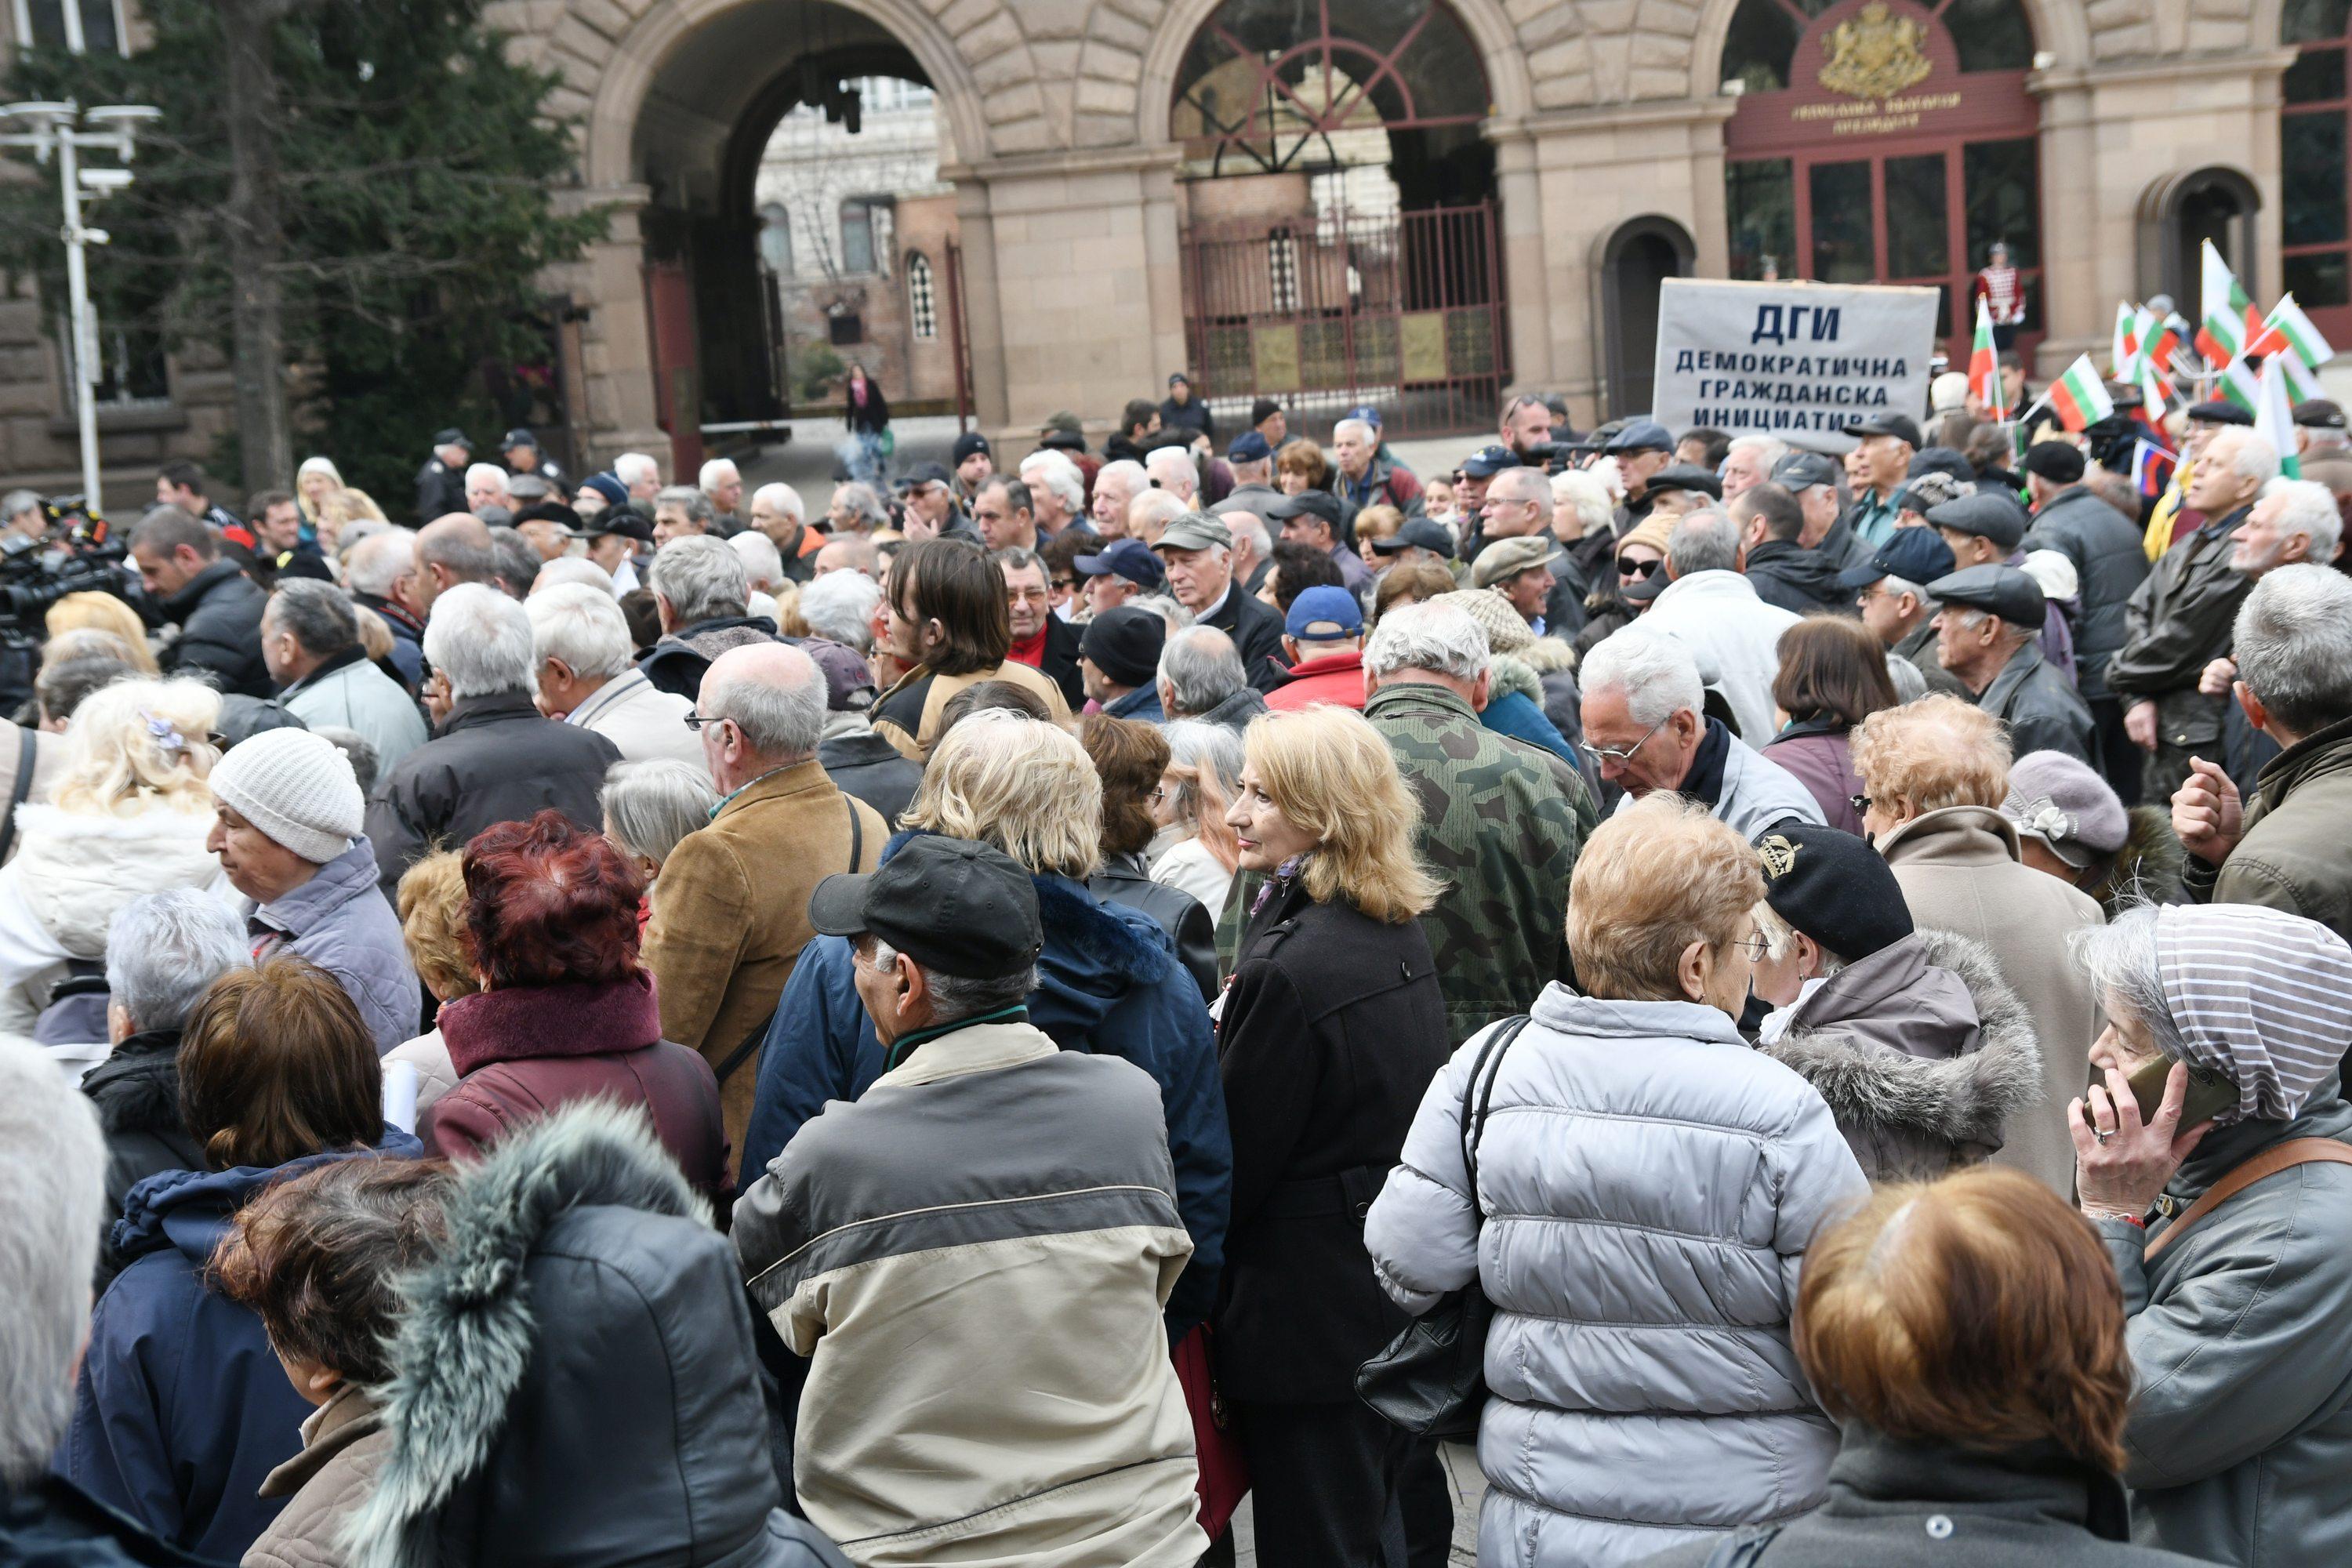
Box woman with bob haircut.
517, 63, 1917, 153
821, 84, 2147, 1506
740, 707, 1230, 1337
1149, 718, 1243, 920
1640, 1164, 2209, 1566
1080, 713, 1216, 1000
1214, 705, 1452, 1563
418, 810, 725, 1201
1762, 612, 1900, 834
1367, 794, 1867, 1567
380, 851, 473, 1122
61, 956, 419, 1562
868, 536, 1069, 761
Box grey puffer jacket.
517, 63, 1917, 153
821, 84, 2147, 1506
1762, 928, 2043, 1181
1364, 982, 1870, 1567
2096, 1087, 2352, 1568
248, 838, 419, 1054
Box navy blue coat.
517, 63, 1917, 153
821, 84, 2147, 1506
57, 1129, 423, 1562
739, 833, 1232, 1333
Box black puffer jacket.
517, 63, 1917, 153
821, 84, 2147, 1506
1744, 539, 1854, 617
2024, 483, 2151, 699
159, 559, 271, 696
78, 1028, 204, 1290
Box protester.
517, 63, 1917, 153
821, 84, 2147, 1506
999, 544, 1083, 708
1639, 510, 1802, 746
1150, 717, 1242, 919
2023, 440, 2152, 794
1157, 625, 1267, 731
1736, 482, 1849, 616
383, 851, 472, 1119
1581, 631, 1824, 835
732, 837, 1203, 1564
1367, 794, 1869, 1565
1265, 584, 1367, 710
526, 583, 706, 770
1080, 713, 1217, 1000
870, 537, 1070, 758
1218, 704, 1452, 1563
129, 506, 273, 696
1929, 564, 2099, 764
263, 579, 428, 775
1080, 603, 1167, 721
2200, 477, 2343, 797
1853, 695, 2104, 1194
1762, 613, 1899, 834
1152, 512, 1288, 689
2005, 749, 2183, 914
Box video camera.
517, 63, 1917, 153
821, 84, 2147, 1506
1518, 441, 1604, 474
0, 495, 132, 626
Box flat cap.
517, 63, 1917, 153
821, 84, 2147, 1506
1834, 524, 1957, 592
1926, 490, 2029, 552
1368, 517, 1457, 558
1929, 563, 2047, 626
1267, 490, 1341, 527
1606, 419, 1674, 454
1472, 535, 1555, 588
1844, 412, 1923, 447
898, 461, 954, 489
1646, 463, 1723, 499
2187, 400, 2255, 427
2023, 441, 2085, 484
1153, 511, 1233, 553
2295, 398, 2347, 430
1906, 446, 1976, 484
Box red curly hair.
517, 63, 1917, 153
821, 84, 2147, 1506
462, 809, 647, 990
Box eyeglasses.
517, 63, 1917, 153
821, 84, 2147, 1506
1733, 931, 1772, 962
1577, 714, 1668, 768
1615, 556, 1663, 579
682, 712, 729, 732
1849, 793, 1872, 815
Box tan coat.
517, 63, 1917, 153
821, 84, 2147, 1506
1877, 804, 2105, 1196
869, 659, 1071, 762
242, 1387, 387, 1568
642, 759, 883, 1171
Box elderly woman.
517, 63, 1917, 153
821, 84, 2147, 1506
2002, 749, 2183, 914
1149, 717, 1243, 919
1276, 438, 1330, 495
1642, 1166, 2209, 1567
1763, 613, 1900, 834
1367, 794, 1868, 1567
61, 957, 417, 1561
2068, 904, 2352, 1568
601, 757, 720, 887
1080, 713, 1216, 1000
418, 811, 724, 1199
1218, 704, 1453, 1564
382, 851, 473, 1122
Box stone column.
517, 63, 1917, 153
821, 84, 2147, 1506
1489, 122, 1553, 394
555, 184, 667, 469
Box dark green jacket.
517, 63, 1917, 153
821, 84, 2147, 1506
2183, 713, 2352, 955
1363, 681, 1595, 1043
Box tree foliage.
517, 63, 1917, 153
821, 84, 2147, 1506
0, 0, 608, 502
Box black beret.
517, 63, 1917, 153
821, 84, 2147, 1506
1647, 463, 1724, 499
2186, 400, 2255, 427
2023, 441, 2085, 484
1757, 822, 1913, 963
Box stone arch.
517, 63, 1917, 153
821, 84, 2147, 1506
1687, 0, 2091, 100
1132, 0, 1538, 149
1592, 216, 1696, 418
2137, 164, 2264, 307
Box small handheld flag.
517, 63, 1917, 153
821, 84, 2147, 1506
2196, 241, 2260, 368
2132, 438, 2177, 499
1969, 295, 2005, 420
2255, 358, 2304, 480
2046, 354, 2116, 433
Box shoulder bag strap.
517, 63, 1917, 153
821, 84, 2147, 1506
2145, 1138, 2352, 1261
720, 800, 873, 1087
0, 726, 34, 864
1458, 1015, 1533, 1216
844, 793, 865, 869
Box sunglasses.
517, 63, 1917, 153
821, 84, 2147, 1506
1616, 556, 1664, 579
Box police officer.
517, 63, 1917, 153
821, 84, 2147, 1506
416, 428, 470, 524
501, 426, 564, 485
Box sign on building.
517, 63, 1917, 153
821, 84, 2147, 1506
1649, 278, 1937, 446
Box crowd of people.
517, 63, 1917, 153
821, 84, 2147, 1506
1, 365, 2350, 1568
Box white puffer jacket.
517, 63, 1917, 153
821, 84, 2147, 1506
1363, 982, 1870, 1568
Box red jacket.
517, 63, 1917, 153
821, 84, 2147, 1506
422, 969, 728, 1200
1264, 650, 1367, 711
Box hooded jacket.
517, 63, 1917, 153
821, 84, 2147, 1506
1744, 539, 1854, 617
1363, 984, 1871, 1567
248, 839, 418, 1055
739, 831, 1230, 1333
60, 1130, 424, 1563
340, 1105, 848, 1568
78, 1029, 203, 1279
1762, 928, 2044, 1181
160, 559, 272, 697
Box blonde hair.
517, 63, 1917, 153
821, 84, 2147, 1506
395, 851, 479, 1004
1850, 695, 2011, 816
1243, 706, 1438, 924
1566, 794, 1762, 1000
350, 603, 395, 664
1352, 503, 1405, 546
53, 678, 222, 816
769, 579, 809, 638
44, 593, 157, 673
905, 709, 1102, 878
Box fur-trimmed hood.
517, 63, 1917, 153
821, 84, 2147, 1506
1514, 635, 1578, 677
1763, 928, 2044, 1179
2089, 804, 2184, 914
1488, 653, 1544, 706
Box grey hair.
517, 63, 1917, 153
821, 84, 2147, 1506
0, 1037, 107, 1486
698, 457, 741, 491
1879, 572, 1932, 607
345, 527, 419, 597
104, 887, 250, 1035
527, 583, 637, 681
1334, 416, 1376, 445
869, 936, 1036, 1023
2, 488, 40, 521
267, 579, 360, 657
1363, 601, 1490, 684
1129, 592, 1196, 633
601, 758, 720, 869
702, 643, 824, 759
648, 534, 750, 624
1157, 625, 1247, 716
799, 569, 879, 652
423, 583, 536, 698
995, 545, 1045, 579
1094, 458, 1148, 498
464, 462, 510, 498
530, 556, 617, 597
655, 485, 717, 528
419, 518, 499, 586
728, 530, 786, 591
2232, 563, 2352, 735
830, 481, 889, 531
2071, 905, 2188, 1059
1726, 434, 1790, 465
613, 452, 661, 490
1666, 510, 1742, 576
1018, 452, 1084, 514
2259, 477, 2344, 563
312, 726, 380, 795
1145, 448, 1199, 492
1581, 630, 1704, 726
489, 528, 541, 597
1549, 467, 1615, 535
2226, 432, 2283, 487
1225, 510, 1271, 560
753, 481, 804, 523
1162, 717, 1243, 829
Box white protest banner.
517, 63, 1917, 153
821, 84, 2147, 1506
1649, 278, 1939, 442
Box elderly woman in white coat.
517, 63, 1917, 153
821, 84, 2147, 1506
1365, 793, 1868, 1567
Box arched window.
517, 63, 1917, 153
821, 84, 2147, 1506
838, 198, 894, 277
906, 252, 937, 339
2283, 0, 2352, 330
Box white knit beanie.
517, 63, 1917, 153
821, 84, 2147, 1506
209, 727, 365, 864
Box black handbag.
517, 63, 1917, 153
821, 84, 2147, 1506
1354, 1014, 1530, 1440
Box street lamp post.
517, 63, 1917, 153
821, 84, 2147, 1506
0, 100, 161, 516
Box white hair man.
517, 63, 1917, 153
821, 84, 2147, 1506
1579, 630, 1821, 837
643, 533, 771, 699
1145, 447, 1200, 506
1331, 415, 1420, 519
529, 555, 619, 597
1092, 459, 1149, 538
615, 452, 662, 502
1149, 511, 1288, 690
1156, 624, 1265, 731
749, 481, 813, 580
730, 530, 787, 597
342, 524, 426, 684
93, 890, 250, 1212
1629, 510, 1802, 747
464, 462, 511, 517
1717, 435, 1789, 503
263, 579, 429, 774
1018, 451, 1090, 541
643, 641, 886, 1162
699, 457, 746, 529
367, 583, 622, 895
800, 567, 880, 654
527, 583, 706, 771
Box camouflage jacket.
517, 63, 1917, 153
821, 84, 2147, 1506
1363, 681, 1597, 1044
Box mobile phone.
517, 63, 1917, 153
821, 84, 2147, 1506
2085, 1057, 2237, 1128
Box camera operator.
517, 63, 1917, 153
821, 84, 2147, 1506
2, 492, 45, 546
128, 506, 271, 697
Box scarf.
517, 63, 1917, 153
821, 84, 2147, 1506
2154, 905, 2352, 1123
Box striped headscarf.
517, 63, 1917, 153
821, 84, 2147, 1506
2155, 905, 2352, 1123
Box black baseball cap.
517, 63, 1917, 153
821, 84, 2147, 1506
1844, 412, 1923, 447
1771, 451, 1840, 492
1834, 524, 1957, 592
1368, 517, 1457, 558
430, 428, 471, 451
1905, 446, 1976, 484
1457, 445, 1522, 479
808, 835, 1044, 978
1267, 490, 1342, 527
1646, 464, 1723, 499
898, 462, 954, 490
500, 427, 537, 450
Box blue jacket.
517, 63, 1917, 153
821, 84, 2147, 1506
250, 837, 419, 1054
1482, 689, 1577, 765
1104, 682, 1165, 724
740, 833, 1231, 1332
58, 1128, 423, 1562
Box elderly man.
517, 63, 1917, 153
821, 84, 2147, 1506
1157, 625, 1267, 731
746, 481, 815, 582
644, 641, 884, 1163
1269, 489, 1372, 594
2020, 440, 2152, 792
1144, 447, 1200, 508
263, 579, 427, 772
1227, 509, 1274, 596
640, 534, 779, 699
2175, 566, 2352, 951
209, 728, 416, 1052
1000, 545, 1083, 708
1605, 421, 1676, 521
1019, 451, 1092, 543
1769, 450, 1875, 572
1330, 415, 1421, 522
1215, 430, 1282, 526
898, 462, 969, 540
2111, 426, 2278, 804
1265, 586, 1367, 710
1152, 511, 1287, 690
344, 525, 426, 685
1363, 601, 1592, 1039
1368, 517, 1458, 578
127, 506, 271, 696
1838, 525, 1966, 697
652, 485, 717, 549
1453, 445, 1519, 555
463, 462, 512, 520
1076, 536, 1164, 617
567, 508, 651, 595
1840, 413, 1919, 548
1092, 458, 1148, 538
1634, 510, 1802, 747
366, 583, 621, 895
1580, 630, 1821, 836
826, 480, 889, 536
1927, 489, 2074, 681
2143, 400, 2254, 558
410, 513, 502, 622
699, 457, 745, 532
1081, 604, 1167, 722
527, 583, 705, 770
973, 476, 1039, 553
1929, 565, 2096, 764
615, 451, 663, 503
1473, 535, 1557, 635
814, 534, 877, 579
1717, 434, 1788, 503
2194, 477, 2348, 794
1477, 465, 1584, 633
1735, 482, 1848, 616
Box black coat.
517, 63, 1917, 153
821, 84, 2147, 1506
1744, 539, 1855, 617
1200, 583, 1290, 692
0, 1475, 211, 1566
1160, 394, 1214, 445
159, 559, 271, 697
2108, 504, 2252, 756
1089, 850, 1216, 1002
2025, 484, 2151, 699
817, 728, 922, 825
365, 691, 621, 896
1213, 873, 1450, 1403
1976, 639, 2098, 766
78, 1029, 203, 1290
415, 456, 467, 524
1033, 613, 1084, 710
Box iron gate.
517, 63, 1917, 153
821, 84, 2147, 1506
1180, 200, 1508, 437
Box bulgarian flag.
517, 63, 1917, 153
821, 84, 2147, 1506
2248, 292, 2334, 368
2147, 312, 2191, 377
2111, 303, 2140, 379
2046, 354, 2115, 432
1969, 294, 2005, 419
2139, 361, 2170, 423
2255, 356, 2303, 479
2196, 241, 2262, 367
2218, 357, 2263, 412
